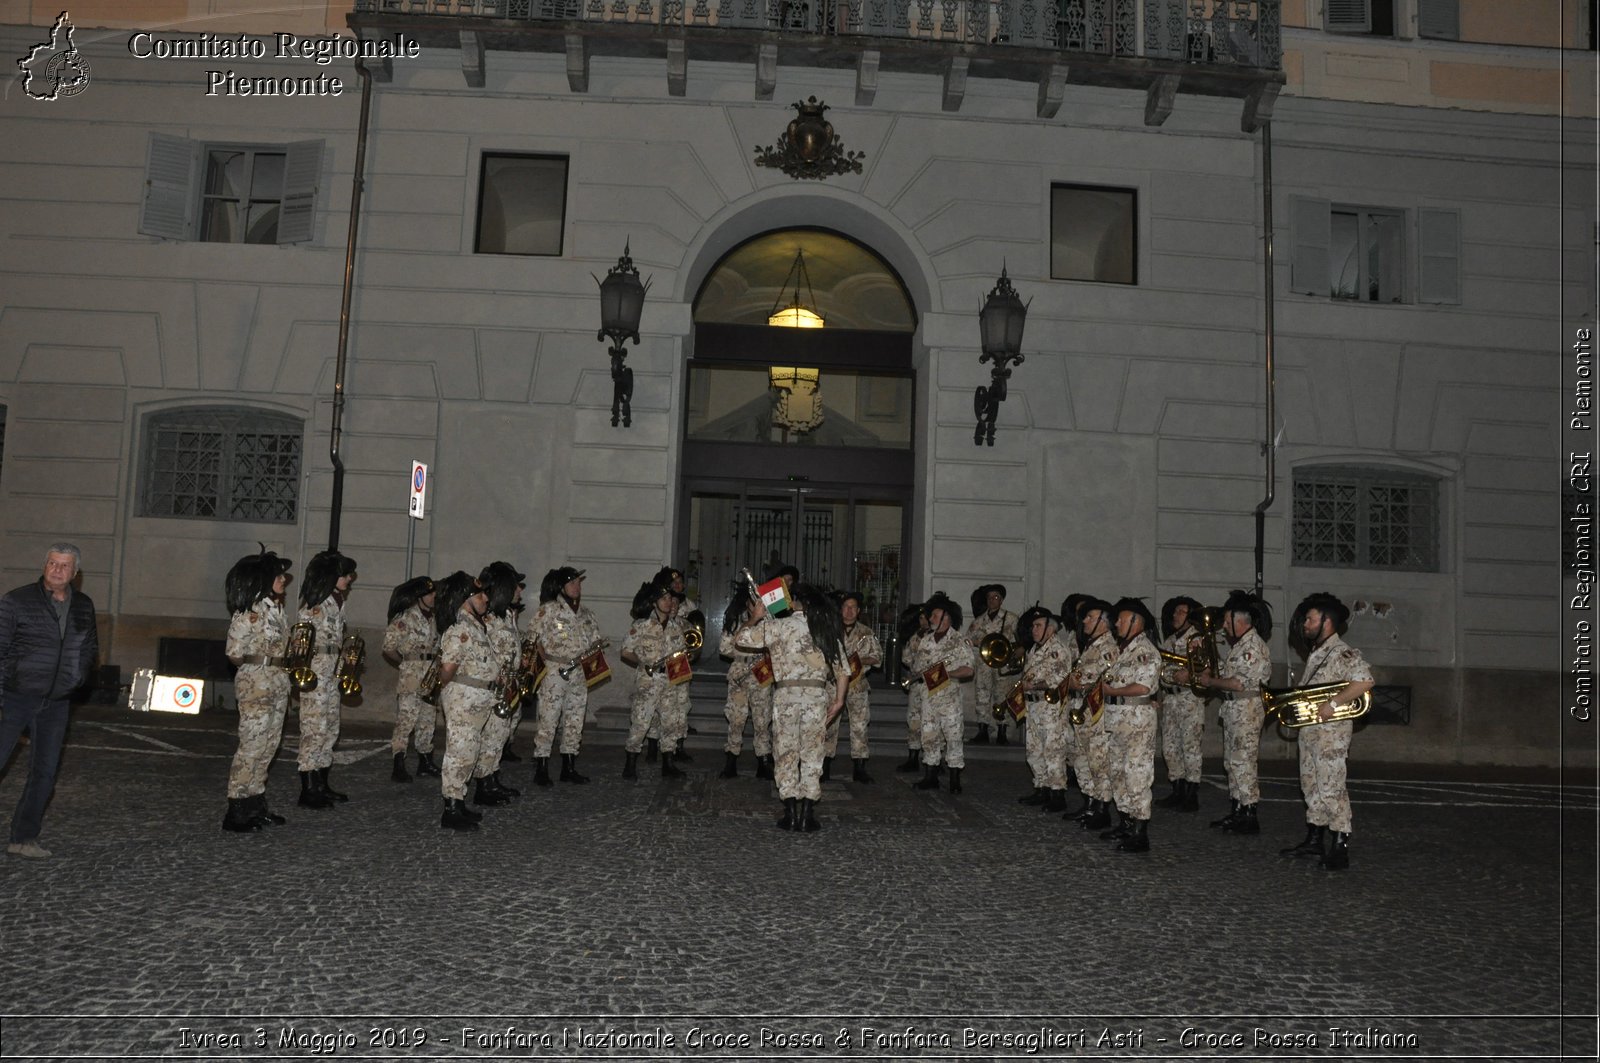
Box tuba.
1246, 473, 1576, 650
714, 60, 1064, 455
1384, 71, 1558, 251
335, 633, 365, 697
286, 622, 318, 693
1261, 682, 1371, 729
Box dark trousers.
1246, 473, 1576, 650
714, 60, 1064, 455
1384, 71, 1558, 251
0, 693, 70, 844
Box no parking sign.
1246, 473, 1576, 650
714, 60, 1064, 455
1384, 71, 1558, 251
409, 461, 428, 519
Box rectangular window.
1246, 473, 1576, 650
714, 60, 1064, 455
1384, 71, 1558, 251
1050, 183, 1136, 284
1417, 0, 1459, 40
142, 408, 302, 523
1293, 467, 1440, 572
1331, 206, 1405, 303
1291, 198, 1459, 306
139, 134, 322, 244
1326, 0, 1394, 35
476, 153, 569, 256
201, 148, 286, 243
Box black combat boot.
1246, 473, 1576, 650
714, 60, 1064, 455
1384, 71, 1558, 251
913, 764, 941, 790
391, 752, 412, 783
1210, 798, 1240, 829
492, 771, 521, 797
1081, 799, 1112, 831
1062, 790, 1090, 820
298, 771, 332, 809
1043, 789, 1068, 813
473, 775, 509, 807
501, 742, 522, 763
533, 757, 553, 787
776, 797, 797, 831
1226, 804, 1260, 834
1101, 810, 1131, 841
559, 753, 589, 784
995, 724, 1009, 746
896, 749, 921, 773
415, 751, 442, 777
1181, 779, 1200, 812
1155, 780, 1183, 808
1019, 786, 1046, 806
1117, 817, 1150, 852
1281, 823, 1325, 858
757, 755, 774, 780
947, 767, 963, 794
249, 794, 286, 827
661, 750, 685, 777
972, 723, 991, 745
799, 799, 821, 832
720, 752, 739, 778
222, 797, 262, 833
672, 739, 692, 763
852, 759, 874, 784
317, 767, 349, 803
820, 757, 833, 782
1321, 831, 1350, 871
623, 752, 639, 779
441, 798, 479, 832
645, 738, 660, 762
459, 800, 483, 823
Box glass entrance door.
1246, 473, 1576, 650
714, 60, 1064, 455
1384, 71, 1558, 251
683, 483, 905, 670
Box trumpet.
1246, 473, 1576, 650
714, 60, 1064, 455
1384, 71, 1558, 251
493, 658, 521, 719
335, 633, 365, 697
1067, 657, 1118, 727
684, 627, 704, 651
286, 622, 318, 693
559, 638, 610, 680
1261, 682, 1372, 729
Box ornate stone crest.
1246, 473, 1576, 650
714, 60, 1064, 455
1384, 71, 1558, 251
753, 97, 865, 181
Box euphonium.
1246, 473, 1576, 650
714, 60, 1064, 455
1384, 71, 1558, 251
286, 621, 318, 693
335, 633, 365, 697
516, 635, 540, 698
493, 658, 521, 719
1260, 682, 1371, 729
418, 658, 442, 703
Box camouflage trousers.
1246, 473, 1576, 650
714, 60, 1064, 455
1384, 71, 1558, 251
919, 687, 965, 768
972, 667, 1003, 725
1159, 690, 1205, 783
825, 684, 871, 760
724, 674, 773, 756
627, 674, 687, 753
534, 669, 588, 757
475, 702, 521, 778
1298, 718, 1353, 833
905, 685, 924, 751
1219, 697, 1265, 805
1069, 705, 1113, 800
296, 654, 341, 771
1105, 702, 1157, 820
771, 685, 827, 801
390, 691, 439, 755
644, 682, 689, 743
1024, 699, 1070, 790
227, 669, 289, 799
439, 685, 494, 801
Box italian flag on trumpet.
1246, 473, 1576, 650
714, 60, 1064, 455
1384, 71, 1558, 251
757, 576, 792, 617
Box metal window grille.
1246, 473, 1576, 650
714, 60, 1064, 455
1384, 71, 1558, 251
1292, 467, 1438, 572
143, 408, 302, 523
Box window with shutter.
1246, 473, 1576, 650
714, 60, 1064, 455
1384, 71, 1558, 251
1417, 0, 1459, 39
138, 134, 323, 245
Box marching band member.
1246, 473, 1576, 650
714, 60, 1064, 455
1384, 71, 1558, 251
895, 604, 928, 773
1098, 597, 1161, 852
966, 584, 1018, 746
1066, 597, 1117, 828
1015, 604, 1074, 813
827, 590, 882, 784
650, 565, 701, 764
911, 592, 976, 793
735, 582, 848, 832
1281, 593, 1373, 870
1197, 589, 1273, 835
621, 578, 692, 780
472, 562, 527, 803
1155, 596, 1206, 813
295, 550, 356, 808
530, 567, 604, 785
381, 576, 440, 783
717, 581, 773, 779
221, 547, 294, 832
434, 573, 497, 832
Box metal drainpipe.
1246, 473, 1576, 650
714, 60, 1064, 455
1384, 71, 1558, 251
328, 58, 375, 552
1253, 121, 1276, 598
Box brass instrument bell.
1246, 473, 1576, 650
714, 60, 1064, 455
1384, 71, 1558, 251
1260, 682, 1371, 729
286, 622, 318, 693
335, 633, 365, 697
978, 632, 1013, 669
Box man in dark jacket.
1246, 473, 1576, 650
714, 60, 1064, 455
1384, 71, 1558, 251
0, 542, 99, 859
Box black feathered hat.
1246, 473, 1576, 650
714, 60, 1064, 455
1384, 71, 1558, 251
1075, 596, 1112, 628
224, 545, 291, 615
1222, 588, 1273, 640
1293, 591, 1350, 637
1160, 595, 1205, 639
539, 566, 585, 604
922, 591, 963, 631
432, 571, 480, 634
479, 561, 525, 617
631, 579, 672, 620
1111, 596, 1158, 641
299, 549, 355, 608
977, 583, 1007, 602
386, 575, 434, 622
836, 589, 865, 610
1016, 603, 1059, 649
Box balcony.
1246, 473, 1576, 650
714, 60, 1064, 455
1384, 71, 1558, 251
349, 0, 1283, 128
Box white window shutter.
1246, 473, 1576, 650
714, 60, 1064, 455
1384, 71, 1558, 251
1417, 207, 1461, 305
1324, 0, 1371, 32
139, 132, 199, 240
1290, 196, 1332, 297
277, 139, 323, 245
1417, 0, 1458, 39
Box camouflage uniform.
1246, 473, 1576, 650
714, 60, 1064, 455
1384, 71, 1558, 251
623, 613, 691, 755
438, 610, 499, 801
827, 622, 882, 761
531, 598, 603, 757
736, 614, 840, 802
1022, 632, 1075, 790
1217, 628, 1271, 805
1157, 626, 1206, 785
383, 603, 439, 756
901, 631, 925, 752
910, 630, 975, 769
474, 611, 521, 780
1296, 634, 1372, 834
295, 594, 345, 773
225, 597, 291, 799
967, 608, 1019, 724
1067, 632, 1118, 801
1102, 636, 1161, 819
719, 624, 773, 757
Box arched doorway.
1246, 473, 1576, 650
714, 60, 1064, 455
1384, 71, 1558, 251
678, 228, 916, 657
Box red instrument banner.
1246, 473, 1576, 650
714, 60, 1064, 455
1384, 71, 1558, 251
664, 652, 693, 686
1003, 683, 1026, 721
581, 650, 611, 688
751, 655, 774, 687
922, 661, 950, 694
848, 652, 864, 686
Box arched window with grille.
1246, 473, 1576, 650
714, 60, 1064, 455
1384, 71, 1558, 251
140, 406, 303, 523
1291, 464, 1441, 572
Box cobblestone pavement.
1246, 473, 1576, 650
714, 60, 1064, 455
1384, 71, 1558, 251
0, 705, 1593, 1062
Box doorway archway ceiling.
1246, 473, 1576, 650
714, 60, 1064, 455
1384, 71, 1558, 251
695, 229, 916, 333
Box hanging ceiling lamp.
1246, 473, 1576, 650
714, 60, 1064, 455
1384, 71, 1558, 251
767, 248, 824, 328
